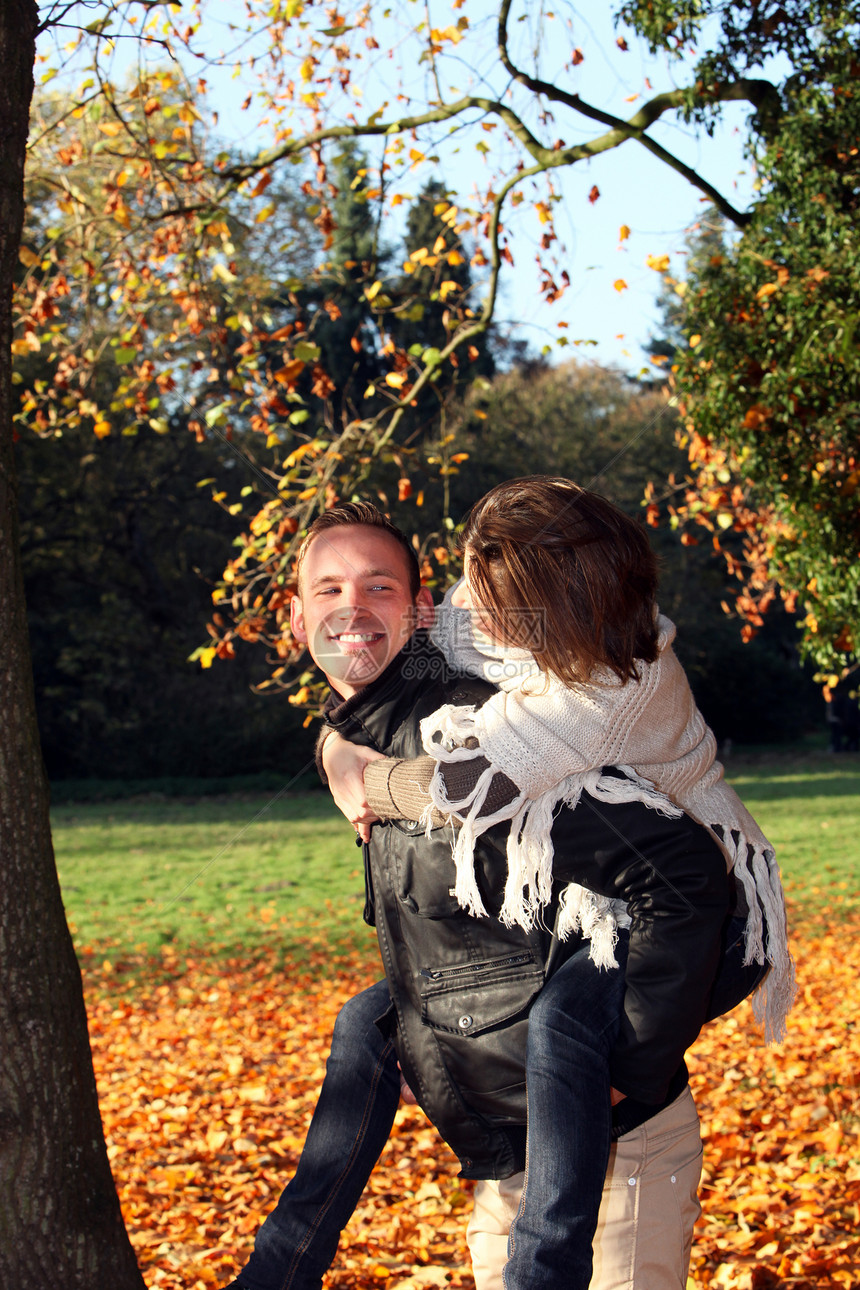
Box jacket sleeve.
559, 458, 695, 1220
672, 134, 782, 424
550, 791, 730, 1103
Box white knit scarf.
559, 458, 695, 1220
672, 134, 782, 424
422, 584, 796, 1043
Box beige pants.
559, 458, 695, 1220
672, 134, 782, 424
467, 1086, 703, 1290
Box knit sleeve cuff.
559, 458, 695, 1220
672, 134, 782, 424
365, 756, 447, 827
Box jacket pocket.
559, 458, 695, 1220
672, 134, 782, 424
419, 953, 544, 1119
419, 951, 543, 1034
393, 834, 463, 918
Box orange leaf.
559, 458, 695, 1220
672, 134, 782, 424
274, 360, 305, 385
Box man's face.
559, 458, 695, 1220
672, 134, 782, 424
290, 526, 434, 698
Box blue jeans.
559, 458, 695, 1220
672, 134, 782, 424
228, 918, 764, 1290
230, 979, 400, 1290
504, 937, 628, 1290
706, 912, 770, 1021
501, 914, 767, 1290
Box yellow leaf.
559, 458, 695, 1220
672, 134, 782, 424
689, 334, 702, 347
255, 204, 276, 223
11, 336, 39, 356
716, 513, 734, 529
756, 282, 779, 300
284, 441, 321, 468
199, 646, 216, 669
19, 246, 40, 267
385, 372, 408, 389
613, 279, 628, 292
98, 121, 124, 137
646, 253, 671, 272
438, 280, 459, 300
93, 420, 112, 438
619, 224, 631, 241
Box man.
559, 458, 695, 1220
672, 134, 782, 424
221, 502, 729, 1290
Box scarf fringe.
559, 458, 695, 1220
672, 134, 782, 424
557, 884, 620, 969
719, 831, 797, 1043
425, 742, 796, 1039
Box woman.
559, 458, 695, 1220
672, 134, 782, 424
322, 476, 792, 1288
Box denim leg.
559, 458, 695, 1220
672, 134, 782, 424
503, 937, 628, 1290
705, 913, 770, 1022
233, 979, 400, 1290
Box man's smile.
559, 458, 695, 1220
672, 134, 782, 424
329, 631, 384, 646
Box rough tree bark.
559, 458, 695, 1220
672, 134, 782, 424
0, 3, 144, 1285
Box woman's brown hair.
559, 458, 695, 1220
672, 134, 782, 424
461, 476, 660, 684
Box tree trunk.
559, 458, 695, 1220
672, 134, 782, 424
0, 4, 144, 1285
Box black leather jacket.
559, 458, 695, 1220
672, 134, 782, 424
323, 633, 729, 1179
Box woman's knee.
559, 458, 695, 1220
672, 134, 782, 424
529, 955, 625, 1056
331, 980, 391, 1049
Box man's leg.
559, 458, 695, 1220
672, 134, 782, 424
503, 940, 628, 1290
225, 979, 400, 1290
590, 1086, 702, 1289
467, 1175, 520, 1290
467, 1088, 702, 1290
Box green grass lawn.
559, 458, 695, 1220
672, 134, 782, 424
722, 754, 859, 927
52, 786, 373, 966
51, 753, 859, 967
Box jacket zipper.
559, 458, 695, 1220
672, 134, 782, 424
420, 952, 533, 982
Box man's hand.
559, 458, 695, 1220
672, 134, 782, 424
322, 730, 385, 842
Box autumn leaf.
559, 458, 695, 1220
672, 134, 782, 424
78, 906, 860, 1289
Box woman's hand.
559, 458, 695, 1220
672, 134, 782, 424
322, 731, 386, 842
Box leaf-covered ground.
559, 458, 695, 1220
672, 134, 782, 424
85, 906, 860, 1290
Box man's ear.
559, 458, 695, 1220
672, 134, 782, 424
290, 592, 308, 644
414, 586, 435, 630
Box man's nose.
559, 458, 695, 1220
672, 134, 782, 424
334, 599, 372, 624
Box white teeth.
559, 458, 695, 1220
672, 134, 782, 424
336, 633, 378, 643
